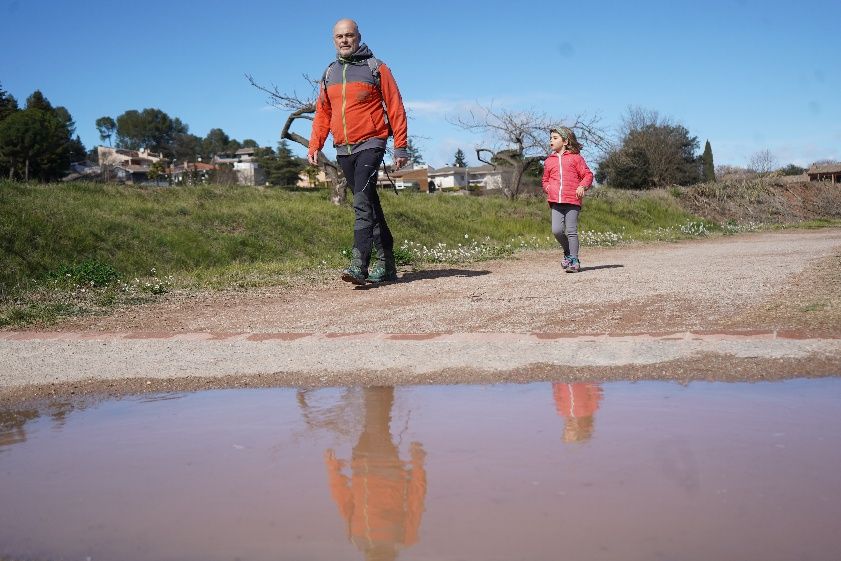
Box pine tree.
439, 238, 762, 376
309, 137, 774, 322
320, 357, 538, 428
261, 140, 304, 186
0, 83, 18, 122
454, 148, 467, 167
405, 138, 424, 166
702, 140, 715, 182
25, 90, 54, 112
0, 108, 71, 181
0, 83, 18, 178
0, 90, 81, 180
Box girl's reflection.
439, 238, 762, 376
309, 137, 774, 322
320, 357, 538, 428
322, 387, 426, 561
552, 383, 603, 443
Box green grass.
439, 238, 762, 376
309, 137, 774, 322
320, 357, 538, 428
583, 188, 705, 238
801, 302, 829, 313
791, 218, 841, 229
0, 180, 801, 327
0, 182, 701, 293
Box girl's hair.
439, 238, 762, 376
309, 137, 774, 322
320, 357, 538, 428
550, 126, 582, 154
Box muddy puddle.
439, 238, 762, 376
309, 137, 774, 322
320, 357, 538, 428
2, 379, 841, 561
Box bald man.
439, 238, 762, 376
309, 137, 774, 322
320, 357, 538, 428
308, 19, 409, 285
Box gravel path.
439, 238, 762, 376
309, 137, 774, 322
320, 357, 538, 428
1, 228, 839, 402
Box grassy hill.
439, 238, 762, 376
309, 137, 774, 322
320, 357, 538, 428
1, 179, 836, 326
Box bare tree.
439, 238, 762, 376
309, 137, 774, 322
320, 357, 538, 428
749, 149, 778, 176
246, 73, 347, 204
448, 102, 609, 199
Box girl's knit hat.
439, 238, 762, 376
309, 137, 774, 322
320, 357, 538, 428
550, 127, 571, 140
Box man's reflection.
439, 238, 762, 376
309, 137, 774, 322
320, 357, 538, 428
552, 383, 603, 443
323, 387, 426, 561
0, 409, 39, 451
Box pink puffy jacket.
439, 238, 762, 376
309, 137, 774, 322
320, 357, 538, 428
542, 151, 594, 206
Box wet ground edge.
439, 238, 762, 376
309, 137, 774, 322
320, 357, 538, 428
3, 352, 840, 412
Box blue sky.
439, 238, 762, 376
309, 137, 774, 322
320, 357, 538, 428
2, 0, 839, 169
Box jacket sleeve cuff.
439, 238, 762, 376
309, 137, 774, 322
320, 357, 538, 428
393, 147, 410, 160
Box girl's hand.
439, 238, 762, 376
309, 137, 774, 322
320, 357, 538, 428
576, 185, 586, 199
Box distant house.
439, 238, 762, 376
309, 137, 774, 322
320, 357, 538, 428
97, 146, 164, 167
62, 161, 101, 182
391, 165, 430, 191
112, 164, 155, 184
807, 163, 841, 184
428, 166, 469, 190
211, 154, 239, 166
171, 162, 216, 185
428, 165, 506, 192
235, 147, 257, 161
212, 147, 265, 186
96, 146, 165, 184
297, 166, 332, 188
467, 164, 506, 191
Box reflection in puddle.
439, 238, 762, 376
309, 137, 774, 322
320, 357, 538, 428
2, 379, 841, 561
0, 409, 39, 451
552, 382, 603, 443
320, 387, 426, 561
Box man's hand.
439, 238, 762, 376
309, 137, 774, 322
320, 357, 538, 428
307, 152, 319, 166
394, 156, 408, 170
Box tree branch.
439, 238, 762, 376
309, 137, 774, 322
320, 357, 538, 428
248, 73, 346, 204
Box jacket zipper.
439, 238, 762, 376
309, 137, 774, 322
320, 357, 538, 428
341, 63, 351, 155
557, 152, 564, 202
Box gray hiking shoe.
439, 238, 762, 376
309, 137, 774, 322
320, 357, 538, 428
367, 261, 398, 283
368, 245, 398, 283
341, 248, 368, 285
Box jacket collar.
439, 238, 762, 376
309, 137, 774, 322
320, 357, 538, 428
338, 43, 374, 64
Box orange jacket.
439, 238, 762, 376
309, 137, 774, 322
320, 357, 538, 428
553, 382, 602, 419
325, 443, 426, 549
308, 44, 408, 159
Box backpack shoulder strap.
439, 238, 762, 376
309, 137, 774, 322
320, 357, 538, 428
366, 57, 382, 90
320, 61, 338, 91
323, 58, 382, 90
366, 57, 391, 133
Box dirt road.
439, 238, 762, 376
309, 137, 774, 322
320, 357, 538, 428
1, 228, 839, 402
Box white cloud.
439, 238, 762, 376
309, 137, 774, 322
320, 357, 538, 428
404, 99, 483, 119
405, 93, 558, 120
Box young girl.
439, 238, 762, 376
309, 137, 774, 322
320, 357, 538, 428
542, 127, 594, 272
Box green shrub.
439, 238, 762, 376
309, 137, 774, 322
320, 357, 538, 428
50, 260, 120, 287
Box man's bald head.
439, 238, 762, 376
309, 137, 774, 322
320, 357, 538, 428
333, 19, 361, 57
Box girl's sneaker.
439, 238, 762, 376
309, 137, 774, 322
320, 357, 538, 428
562, 255, 572, 269
565, 257, 580, 273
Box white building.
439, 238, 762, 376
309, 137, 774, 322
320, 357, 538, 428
428, 166, 469, 190
427, 165, 505, 191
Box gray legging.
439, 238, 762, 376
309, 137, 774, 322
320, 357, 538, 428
550, 203, 580, 258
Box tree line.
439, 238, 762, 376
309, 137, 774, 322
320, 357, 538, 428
3, 78, 826, 189
96, 108, 254, 163
0, 84, 85, 181
95, 107, 307, 186
0, 82, 305, 186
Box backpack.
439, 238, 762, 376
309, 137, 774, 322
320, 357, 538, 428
320, 57, 399, 191
320, 57, 382, 92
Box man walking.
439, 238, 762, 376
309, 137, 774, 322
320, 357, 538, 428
308, 18, 409, 285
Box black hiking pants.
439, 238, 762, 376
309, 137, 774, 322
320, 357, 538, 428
337, 148, 393, 269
